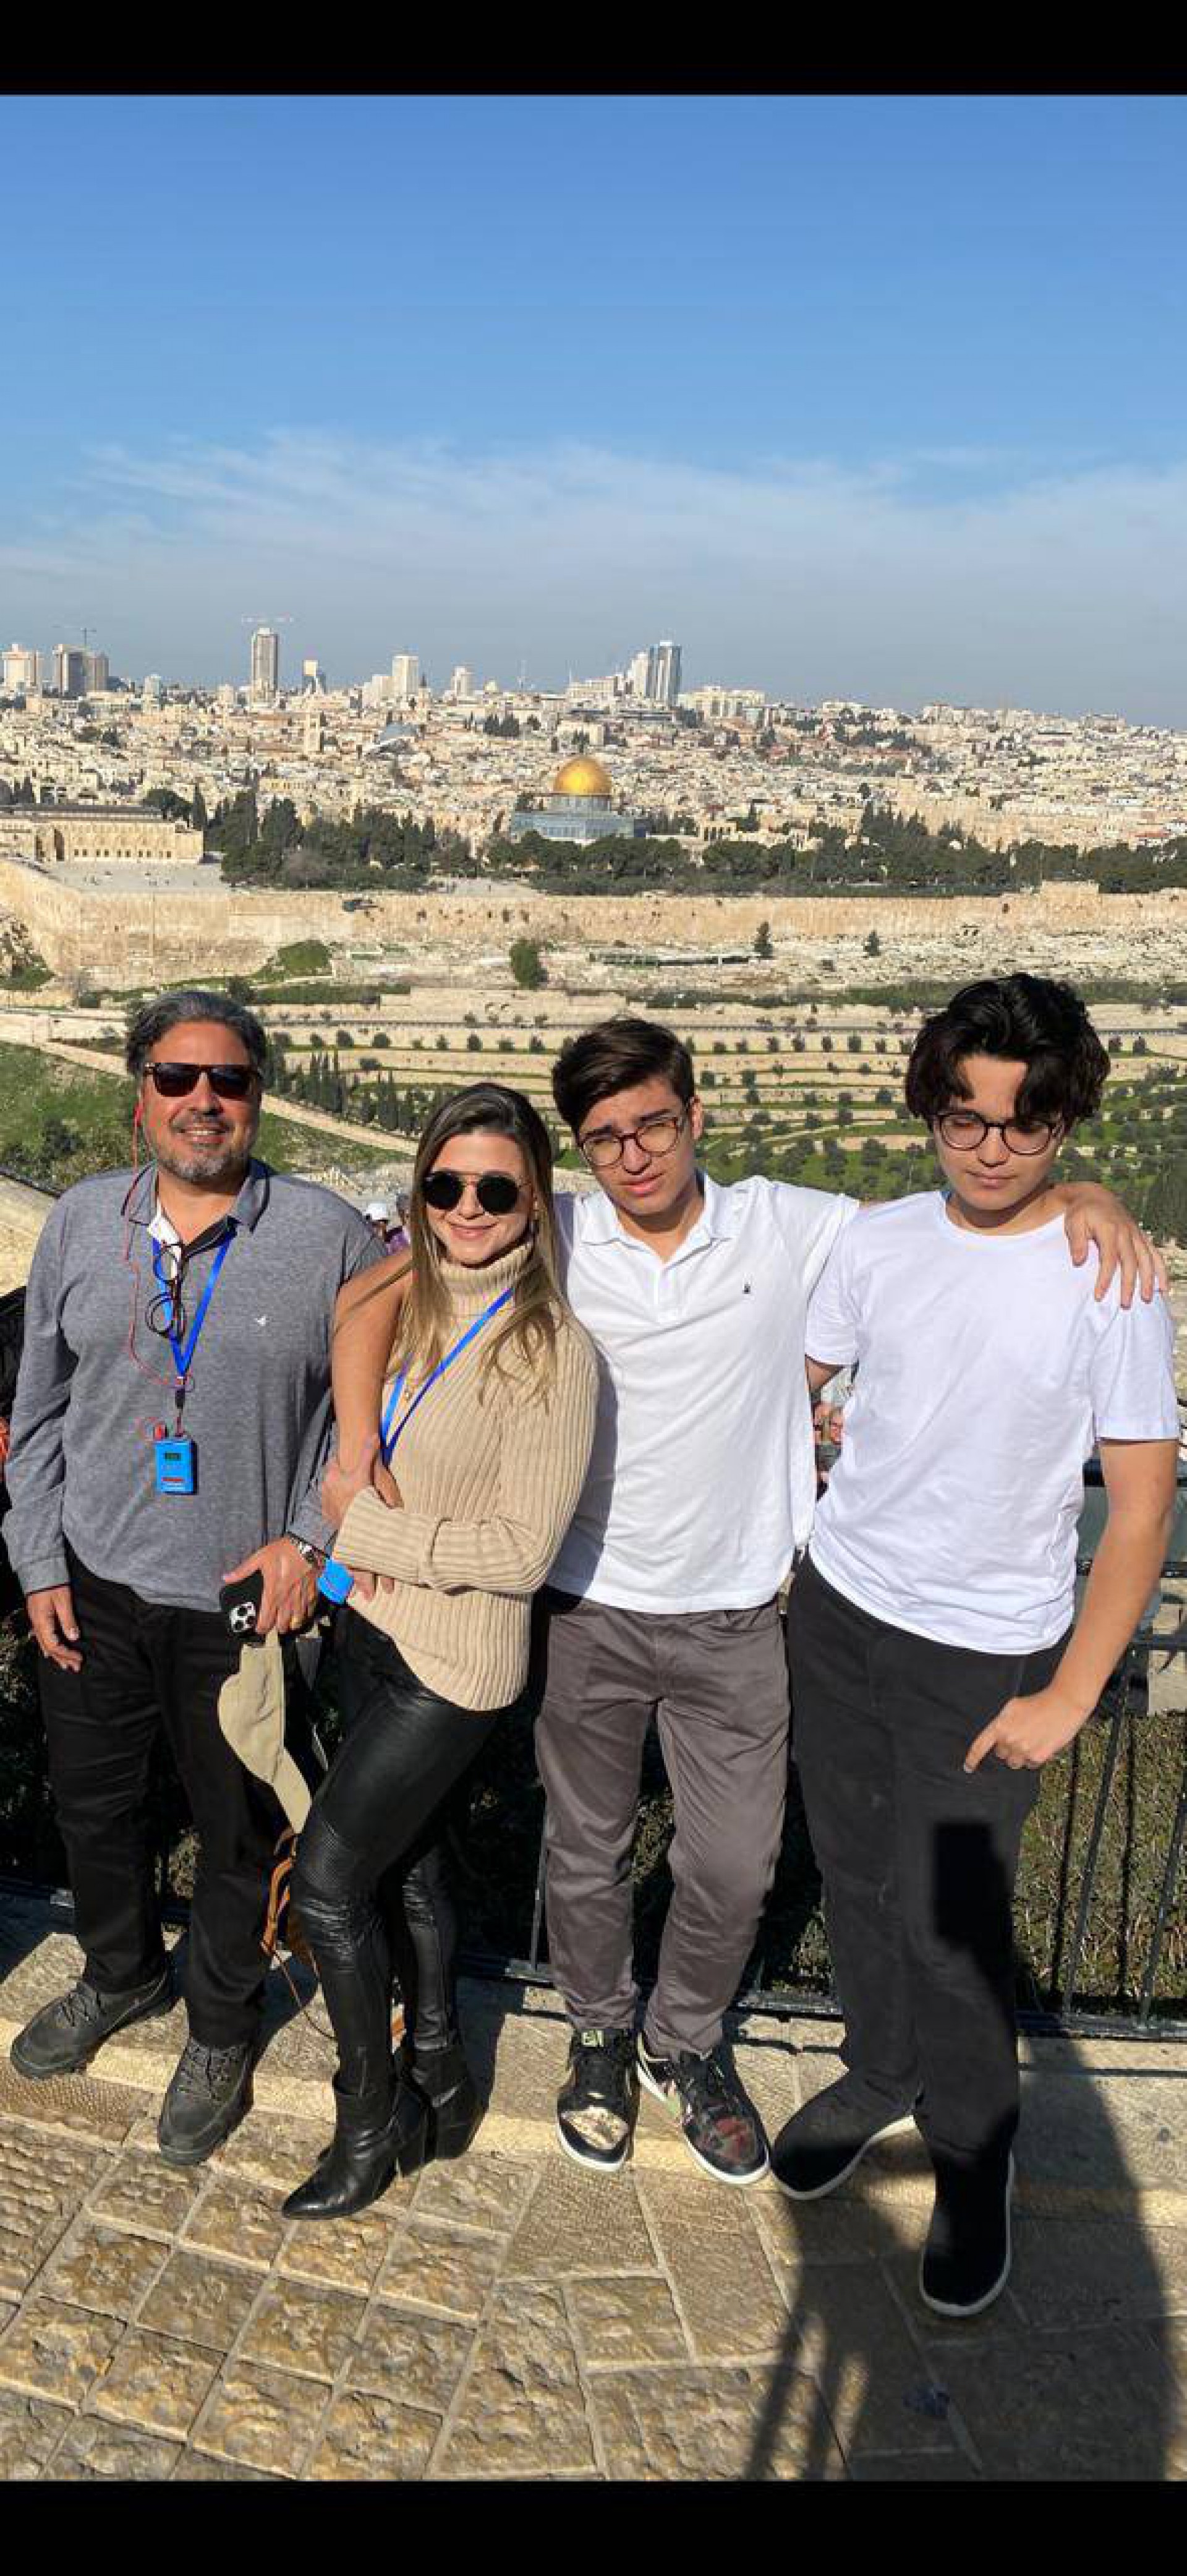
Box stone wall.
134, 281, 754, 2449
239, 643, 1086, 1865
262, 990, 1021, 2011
1, 853, 1187, 988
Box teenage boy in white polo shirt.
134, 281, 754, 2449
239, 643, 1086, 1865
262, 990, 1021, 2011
772, 975, 1178, 2312
536, 1016, 1160, 2188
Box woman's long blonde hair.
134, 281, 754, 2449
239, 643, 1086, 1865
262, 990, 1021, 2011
360, 1082, 565, 1398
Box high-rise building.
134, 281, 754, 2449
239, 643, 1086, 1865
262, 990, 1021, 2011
52, 646, 87, 699
391, 653, 420, 701
626, 641, 683, 704
449, 664, 475, 699
2, 644, 39, 693
302, 657, 326, 694
82, 650, 109, 694
216, 682, 236, 713
652, 640, 682, 706
250, 627, 280, 701
143, 674, 164, 704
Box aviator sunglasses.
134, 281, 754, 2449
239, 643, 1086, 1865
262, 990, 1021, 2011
421, 1168, 524, 1216
145, 1061, 258, 1100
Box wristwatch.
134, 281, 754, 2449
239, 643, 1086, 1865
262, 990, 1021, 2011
288, 1536, 326, 1572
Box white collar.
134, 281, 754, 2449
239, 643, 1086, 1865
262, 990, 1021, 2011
579, 1169, 743, 1251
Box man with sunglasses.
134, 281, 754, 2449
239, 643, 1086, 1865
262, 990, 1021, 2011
537, 1014, 1162, 2191
4, 990, 380, 2163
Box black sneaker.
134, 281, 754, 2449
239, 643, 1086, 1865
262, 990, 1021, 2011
157, 2037, 255, 2168
770, 2077, 917, 2201
556, 2027, 638, 2173
637, 2035, 768, 2186
919, 2150, 1015, 2319
10, 1967, 173, 2082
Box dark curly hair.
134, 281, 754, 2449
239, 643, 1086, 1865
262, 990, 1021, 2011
904, 975, 1110, 1132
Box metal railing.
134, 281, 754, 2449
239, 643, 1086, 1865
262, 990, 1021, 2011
453, 1478, 1187, 2041
455, 1632, 1186, 2041
1, 1517, 1184, 2039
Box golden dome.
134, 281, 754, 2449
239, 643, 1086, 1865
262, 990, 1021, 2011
553, 754, 613, 800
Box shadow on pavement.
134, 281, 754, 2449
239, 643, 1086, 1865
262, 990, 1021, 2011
745, 1819, 1178, 2482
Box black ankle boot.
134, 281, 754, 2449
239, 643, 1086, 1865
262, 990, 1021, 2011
283, 2073, 427, 2222
404, 2038, 483, 2161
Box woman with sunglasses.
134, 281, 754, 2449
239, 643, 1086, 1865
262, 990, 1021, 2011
283, 1083, 598, 2221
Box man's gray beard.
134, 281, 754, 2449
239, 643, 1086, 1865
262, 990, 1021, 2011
153, 1133, 253, 1186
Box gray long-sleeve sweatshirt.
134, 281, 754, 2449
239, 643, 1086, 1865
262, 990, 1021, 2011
4, 1159, 381, 1612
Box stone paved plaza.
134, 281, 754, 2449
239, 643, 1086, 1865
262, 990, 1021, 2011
0, 1894, 1185, 2481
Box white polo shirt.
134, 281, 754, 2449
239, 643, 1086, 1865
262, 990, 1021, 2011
550, 1174, 857, 1614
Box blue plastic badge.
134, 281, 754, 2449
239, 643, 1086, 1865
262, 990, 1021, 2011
155, 1434, 196, 1495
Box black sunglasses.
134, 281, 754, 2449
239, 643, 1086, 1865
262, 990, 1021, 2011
145, 1062, 257, 1100
422, 1169, 524, 1216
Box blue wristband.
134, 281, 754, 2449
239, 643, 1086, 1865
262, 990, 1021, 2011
317, 1557, 355, 1605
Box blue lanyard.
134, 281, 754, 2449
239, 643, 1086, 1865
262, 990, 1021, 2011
151, 1233, 233, 1387
380, 1285, 514, 1461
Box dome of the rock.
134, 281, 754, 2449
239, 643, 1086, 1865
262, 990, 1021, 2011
552, 754, 614, 800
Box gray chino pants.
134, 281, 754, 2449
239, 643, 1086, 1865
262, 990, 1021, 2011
535, 1589, 790, 2059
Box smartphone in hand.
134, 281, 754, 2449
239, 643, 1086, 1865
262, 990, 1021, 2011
219, 1570, 265, 1641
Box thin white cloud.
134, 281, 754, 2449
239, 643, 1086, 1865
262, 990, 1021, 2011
2, 430, 1185, 724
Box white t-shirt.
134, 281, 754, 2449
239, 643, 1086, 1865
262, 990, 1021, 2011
550, 1173, 856, 1613
806, 1191, 1179, 1654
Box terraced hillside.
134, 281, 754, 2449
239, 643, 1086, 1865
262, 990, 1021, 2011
252, 982, 1187, 1213
3, 949, 1185, 1220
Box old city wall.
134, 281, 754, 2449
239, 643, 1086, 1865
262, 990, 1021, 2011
1, 855, 1186, 986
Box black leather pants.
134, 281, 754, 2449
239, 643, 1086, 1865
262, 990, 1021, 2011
292, 1611, 503, 2092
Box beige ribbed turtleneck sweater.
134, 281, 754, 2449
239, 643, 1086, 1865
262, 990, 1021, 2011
336, 1241, 598, 1710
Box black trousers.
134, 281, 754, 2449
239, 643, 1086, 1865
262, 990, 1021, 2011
292, 1611, 503, 2093
788, 1554, 1069, 2169
39, 1546, 284, 2047
331, 1613, 483, 2052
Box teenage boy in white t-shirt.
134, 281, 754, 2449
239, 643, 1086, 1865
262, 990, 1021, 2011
773, 975, 1178, 2316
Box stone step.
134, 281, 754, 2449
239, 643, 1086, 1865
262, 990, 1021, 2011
2, 1891, 1184, 2219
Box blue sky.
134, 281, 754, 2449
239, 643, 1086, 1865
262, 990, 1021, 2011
3, 93, 1186, 719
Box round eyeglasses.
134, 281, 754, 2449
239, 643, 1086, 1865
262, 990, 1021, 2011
579, 1110, 689, 1171
936, 1109, 1055, 1157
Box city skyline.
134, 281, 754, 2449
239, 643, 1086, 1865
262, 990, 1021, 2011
8, 597, 1187, 740
1, 96, 1186, 723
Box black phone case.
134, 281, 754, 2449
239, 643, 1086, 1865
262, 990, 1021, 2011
219, 1570, 266, 1640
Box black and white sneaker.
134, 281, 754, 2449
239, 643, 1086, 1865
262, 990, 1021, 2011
919, 2151, 1015, 2318
637, 2035, 768, 2186
770, 2077, 917, 2201
556, 2028, 638, 2173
